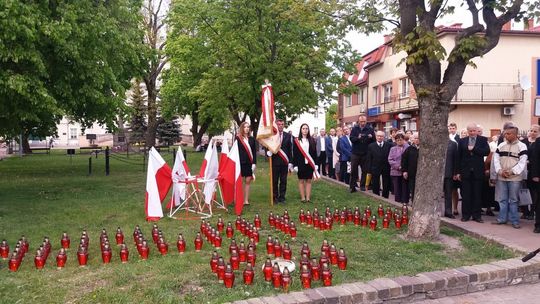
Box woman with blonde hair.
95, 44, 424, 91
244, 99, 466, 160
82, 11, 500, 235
237, 122, 257, 205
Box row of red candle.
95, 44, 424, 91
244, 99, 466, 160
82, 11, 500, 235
233, 216, 261, 242
298, 204, 408, 225
299, 208, 408, 230
267, 211, 297, 239
6, 236, 31, 271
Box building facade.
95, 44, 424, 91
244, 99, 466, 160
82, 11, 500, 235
338, 22, 540, 136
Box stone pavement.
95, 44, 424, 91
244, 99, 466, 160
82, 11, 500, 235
415, 282, 540, 304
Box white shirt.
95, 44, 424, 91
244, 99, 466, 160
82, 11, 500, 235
320, 137, 326, 152
301, 138, 310, 164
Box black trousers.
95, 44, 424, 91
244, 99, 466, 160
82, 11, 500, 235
272, 165, 288, 202
327, 155, 335, 179
461, 172, 483, 220
443, 177, 454, 216
318, 151, 327, 176
371, 171, 390, 198
340, 161, 350, 184
350, 153, 368, 190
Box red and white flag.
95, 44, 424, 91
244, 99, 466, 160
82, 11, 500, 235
256, 82, 281, 154
145, 147, 172, 221
168, 147, 190, 209
202, 143, 219, 205
221, 140, 244, 215
198, 140, 214, 178
218, 139, 233, 202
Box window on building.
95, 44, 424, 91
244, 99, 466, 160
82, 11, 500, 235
69, 128, 78, 140
383, 83, 392, 102
314, 110, 318, 118
358, 87, 365, 104
314, 127, 318, 134
345, 95, 352, 107
372, 86, 379, 104
400, 78, 410, 98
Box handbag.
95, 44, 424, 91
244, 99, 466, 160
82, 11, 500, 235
518, 188, 533, 207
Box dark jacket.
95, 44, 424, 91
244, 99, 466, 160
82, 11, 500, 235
456, 136, 490, 178
401, 145, 419, 180
238, 136, 257, 165
366, 141, 392, 175
445, 140, 458, 179
292, 137, 317, 167
337, 135, 352, 162
271, 131, 292, 167
349, 124, 375, 155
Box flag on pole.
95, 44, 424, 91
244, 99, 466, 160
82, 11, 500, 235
256, 82, 281, 153
198, 140, 214, 178
145, 147, 172, 221
218, 138, 233, 203
203, 143, 219, 205
221, 140, 244, 215
168, 147, 190, 209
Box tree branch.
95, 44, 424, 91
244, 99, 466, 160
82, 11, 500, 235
466, 0, 480, 26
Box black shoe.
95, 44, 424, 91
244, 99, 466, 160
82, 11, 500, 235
473, 218, 484, 223
486, 210, 495, 216
533, 227, 540, 233
453, 211, 459, 216
350, 188, 357, 193
461, 218, 470, 222
360, 187, 366, 191
444, 214, 455, 219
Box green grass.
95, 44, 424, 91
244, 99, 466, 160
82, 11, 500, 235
0, 150, 515, 303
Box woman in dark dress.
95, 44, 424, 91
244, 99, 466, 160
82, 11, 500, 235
237, 122, 257, 206
293, 123, 318, 203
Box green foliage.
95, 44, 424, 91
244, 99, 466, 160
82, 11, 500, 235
326, 103, 338, 130
129, 80, 147, 145
393, 27, 447, 66
156, 119, 181, 146
163, 0, 359, 134
0, 0, 145, 139
448, 35, 488, 68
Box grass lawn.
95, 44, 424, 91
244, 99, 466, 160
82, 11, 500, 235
0, 149, 514, 303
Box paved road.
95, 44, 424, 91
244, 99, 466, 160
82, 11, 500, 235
415, 282, 540, 303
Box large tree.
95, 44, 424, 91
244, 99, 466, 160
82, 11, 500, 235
163, 0, 359, 140
0, 0, 145, 152
344, 0, 539, 240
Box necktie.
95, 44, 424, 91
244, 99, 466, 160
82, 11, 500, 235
470, 137, 476, 146
379, 142, 383, 148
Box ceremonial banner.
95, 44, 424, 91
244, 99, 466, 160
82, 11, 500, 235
256, 82, 281, 153
145, 147, 172, 221
218, 139, 233, 202
168, 147, 190, 209
221, 140, 244, 215
202, 143, 219, 205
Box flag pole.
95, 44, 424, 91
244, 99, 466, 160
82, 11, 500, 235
269, 156, 274, 206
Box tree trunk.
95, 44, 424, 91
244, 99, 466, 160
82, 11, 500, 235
22, 133, 31, 154
145, 83, 157, 148
406, 95, 451, 240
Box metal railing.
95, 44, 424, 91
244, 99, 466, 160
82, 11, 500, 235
371, 83, 523, 114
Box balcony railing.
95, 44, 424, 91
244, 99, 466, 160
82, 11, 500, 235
372, 83, 523, 114
452, 83, 523, 103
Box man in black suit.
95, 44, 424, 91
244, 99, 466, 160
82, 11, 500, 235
268, 119, 293, 204
444, 139, 459, 218
366, 131, 393, 198
349, 114, 375, 192
456, 123, 490, 222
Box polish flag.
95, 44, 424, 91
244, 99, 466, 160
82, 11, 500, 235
221, 140, 244, 215
198, 140, 214, 178
168, 147, 190, 209
218, 139, 233, 203
203, 143, 219, 205
145, 147, 172, 221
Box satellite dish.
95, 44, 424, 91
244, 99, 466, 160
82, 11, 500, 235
520, 75, 532, 90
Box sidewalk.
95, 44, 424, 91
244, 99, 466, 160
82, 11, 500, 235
415, 282, 540, 303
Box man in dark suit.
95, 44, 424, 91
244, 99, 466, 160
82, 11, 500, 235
325, 128, 335, 179
456, 123, 490, 222
349, 114, 375, 192
268, 119, 293, 203
338, 125, 352, 185
444, 139, 459, 218
366, 131, 393, 198
316, 129, 328, 176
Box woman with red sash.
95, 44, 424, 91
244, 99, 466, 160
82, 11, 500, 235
293, 123, 319, 203
237, 122, 257, 205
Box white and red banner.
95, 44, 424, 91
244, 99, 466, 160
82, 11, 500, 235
218, 138, 233, 202
168, 147, 190, 209
256, 82, 281, 154
198, 140, 214, 178
221, 140, 244, 215
202, 143, 219, 205
145, 147, 172, 221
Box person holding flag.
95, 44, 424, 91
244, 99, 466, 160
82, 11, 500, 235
237, 121, 257, 206
293, 123, 319, 203
266, 119, 293, 204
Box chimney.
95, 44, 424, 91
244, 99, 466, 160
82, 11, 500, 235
502, 21, 511, 31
